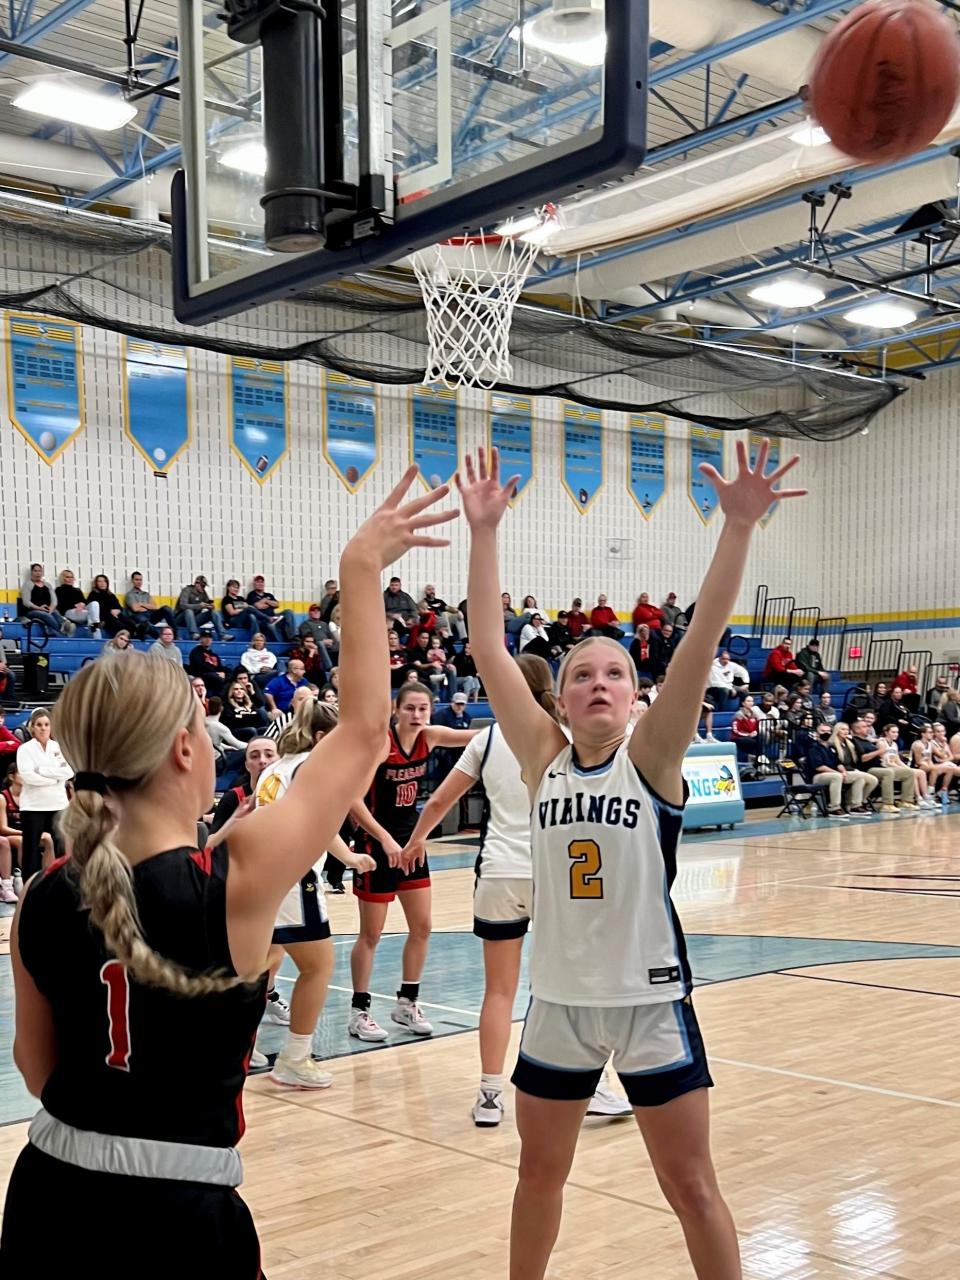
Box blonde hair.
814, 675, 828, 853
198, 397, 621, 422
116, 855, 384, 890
278, 699, 338, 756
557, 636, 638, 693
514, 653, 560, 723
27, 707, 52, 737
54, 652, 241, 998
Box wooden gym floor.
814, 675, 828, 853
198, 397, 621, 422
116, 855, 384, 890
0, 809, 958, 1277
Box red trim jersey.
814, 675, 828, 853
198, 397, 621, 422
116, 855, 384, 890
364, 729, 430, 849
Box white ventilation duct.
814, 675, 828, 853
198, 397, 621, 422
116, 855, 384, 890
651, 297, 843, 350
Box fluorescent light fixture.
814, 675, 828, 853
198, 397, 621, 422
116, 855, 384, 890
749, 278, 826, 308
219, 140, 267, 176
842, 299, 917, 328
495, 211, 558, 246
789, 122, 831, 147
13, 80, 136, 131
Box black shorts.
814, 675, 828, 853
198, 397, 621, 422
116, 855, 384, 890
0, 1143, 265, 1279
353, 839, 430, 903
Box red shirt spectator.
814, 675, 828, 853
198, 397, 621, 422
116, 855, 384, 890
762, 639, 804, 685
631, 592, 663, 631
588, 595, 620, 636
567, 599, 588, 638
0, 714, 19, 759
893, 668, 918, 695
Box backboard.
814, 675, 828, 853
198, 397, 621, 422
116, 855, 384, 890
172, 0, 648, 325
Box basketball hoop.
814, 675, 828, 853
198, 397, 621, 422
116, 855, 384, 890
411, 207, 555, 389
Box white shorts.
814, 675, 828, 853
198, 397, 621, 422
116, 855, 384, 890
473, 876, 532, 941
272, 870, 330, 945
513, 996, 712, 1107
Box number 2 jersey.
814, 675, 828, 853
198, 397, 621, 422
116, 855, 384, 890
530, 740, 691, 1008
364, 728, 430, 850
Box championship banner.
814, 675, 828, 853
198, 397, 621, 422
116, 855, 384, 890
749, 433, 781, 526
6, 313, 83, 464
489, 392, 533, 504
122, 339, 190, 474
562, 403, 603, 514
229, 356, 288, 483
411, 384, 459, 487
628, 413, 666, 518
323, 371, 378, 491
688, 425, 724, 523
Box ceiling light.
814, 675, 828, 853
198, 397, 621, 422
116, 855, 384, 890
495, 211, 558, 246
789, 122, 831, 147
749, 278, 826, 308
219, 140, 267, 176
13, 80, 137, 131
512, 2, 606, 68
842, 299, 917, 329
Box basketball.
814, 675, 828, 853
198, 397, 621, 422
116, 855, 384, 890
808, 0, 960, 162
345, 464, 360, 484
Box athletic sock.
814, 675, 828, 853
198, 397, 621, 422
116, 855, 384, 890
398, 982, 420, 1002
266, 987, 281, 1003
480, 1073, 505, 1093
351, 992, 371, 1012
282, 1032, 314, 1063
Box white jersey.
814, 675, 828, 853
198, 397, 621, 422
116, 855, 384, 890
255, 751, 328, 930
455, 726, 532, 880
530, 741, 690, 1008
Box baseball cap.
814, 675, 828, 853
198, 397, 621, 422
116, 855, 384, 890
666, 592, 677, 601
452, 692, 468, 704
195, 575, 207, 585
308, 602, 321, 611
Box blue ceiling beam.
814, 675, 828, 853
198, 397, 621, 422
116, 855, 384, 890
0, 0, 99, 66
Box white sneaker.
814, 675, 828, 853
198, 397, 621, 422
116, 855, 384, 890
391, 996, 434, 1036
262, 990, 291, 1025
585, 1082, 633, 1119
11, 871, 23, 897
692, 734, 705, 744
0, 880, 16, 904
270, 1053, 333, 1089
249, 1048, 269, 1072
918, 797, 937, 810
472, 1088, 505, 1127
348, 1008, 389, 1042
705, 733, 720, 744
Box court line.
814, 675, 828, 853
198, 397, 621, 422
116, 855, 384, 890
776, 971, 960, 1000
272, 974, 481, 1020
712, 1057, 960, 1108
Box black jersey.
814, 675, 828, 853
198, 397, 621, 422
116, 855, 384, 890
17, 845, 266, 1148
364, 728, 430, 848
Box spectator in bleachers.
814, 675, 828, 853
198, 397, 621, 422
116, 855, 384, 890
660, 592, 687, 630
567, 598, 589, 639
319, 685, 338, 707
426, 637, 458, 700
175, 575, 228, 640
0, 710, 20, 759
831, 722, 880, 811
298, 603, 339, 665
505, 596, 538, 639
803, 723, 872, 817
290, 632, 331, 683
434, 692, 472, 732
795, 680, 815, 714
911, 723, 960, 802
939, 687, 960, 736
630, 625, 660, 681
188, 632, 228, 694
782, 693, 805, 730
189, 675, 209, 713
221, 579, 280, 641
228, 668, 266, 711
0, 655, 16, 705
757, 691, 780, 721
501, 592, 516, 627
388, 629, 408, 690
892, 665, 921, 712
326, 667, 340, 700
101, 630, 132, 657
16, 708, 71, 877
21, 563, 68, 636
773, 684, 790, 710
384, 575, 419, 635
850, 718, 916, 811
240, 632, 278, 689
547, 611, 576, 657
816, 691, 837, 727
761, 638, 804, 689
246, 575, 296, 641
55, 569, 99, 637
86, 574, 126, 637
264, 657, 308, 718
124, 571, 176, 638
221, 680, 268, 740
264, 683, 315, 741
861, 711, 879, 742
875, 685, 910, 737
924, 676, 951, 720
422, 584, 467, 639
880, 723, 934, 808
707, 650, 749, 711
203, 696, 246, 784
454, 641, 481, 701
149, 625, 183, 666
631, 592, 663, 632
651, 621, 679, 672
692, 696, 718, 745
327, 604, 342, 652
519, 612, 552, 659
588, 593, 621, 639
319, 579, 339, 620
795, 638, 829, 690
731, 696, 760, 761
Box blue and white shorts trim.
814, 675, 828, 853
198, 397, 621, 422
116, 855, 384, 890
272, 872, 330, 945
512, 996, 712, 1108
473, 876, 532, 941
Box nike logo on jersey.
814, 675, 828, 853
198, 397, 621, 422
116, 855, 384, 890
538, 793, 642, 830
547, 770, 567, 778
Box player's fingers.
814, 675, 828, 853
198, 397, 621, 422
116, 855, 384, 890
488, 446, 500, 483
383, 464, 419, 509
698, 463, 726, 488
411, 509, 460, 530
477, 446, 488, 481
773, 487, 808, 499
399, 483, 451, 517
463, 454, 477, 485
769, 454, 801, 482
410, 537, 454, 549
754, 438, 770, 474
735, 439, 749, 474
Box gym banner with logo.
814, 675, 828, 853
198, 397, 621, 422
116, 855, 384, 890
122, 339, 191, 474
681, 744, 745, 831
562, 403, 603, 514
229, 356, 288, 483
6, 313, 83, 464
628, 413, 667, 518
489, 392, 533, 504
323, 371, 378, 491
411, 385, 459, 487
749, 432, 781, 526
688, 425, 724, 523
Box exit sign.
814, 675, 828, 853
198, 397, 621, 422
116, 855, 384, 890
848, 645, 862, 660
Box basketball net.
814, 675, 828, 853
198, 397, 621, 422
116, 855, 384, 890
411, 206, 556, 389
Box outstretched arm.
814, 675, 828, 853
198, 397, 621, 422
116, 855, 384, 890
458, 448, 567, 788
631, 440, 805, 801
399, 766, 475, 870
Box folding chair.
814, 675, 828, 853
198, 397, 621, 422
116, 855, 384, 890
776, 758, 829, 819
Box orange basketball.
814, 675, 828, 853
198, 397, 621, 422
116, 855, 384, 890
808, 0, 960, 162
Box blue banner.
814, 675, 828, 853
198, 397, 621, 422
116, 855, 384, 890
628, 414, 666, 518
749, 433, 781, 526
323, 372, 378, 491
229, 357, 288, 483
489, 392, 534, 504
123, 339, 190, 474
6, 313, 83, 464
411, 385, 459, 488
562, 404, 603, 514
689, 426, 724, 524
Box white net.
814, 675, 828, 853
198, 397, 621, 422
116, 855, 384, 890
410, 216, 551, 389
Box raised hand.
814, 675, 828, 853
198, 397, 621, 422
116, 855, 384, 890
346, 466, 458, 569
456, 447, 522, 532
699, 439, 806, 529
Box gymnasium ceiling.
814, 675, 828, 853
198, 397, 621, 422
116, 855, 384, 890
1, 0, 959, 375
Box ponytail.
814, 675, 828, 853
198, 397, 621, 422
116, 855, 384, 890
514, 653, 560, 724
